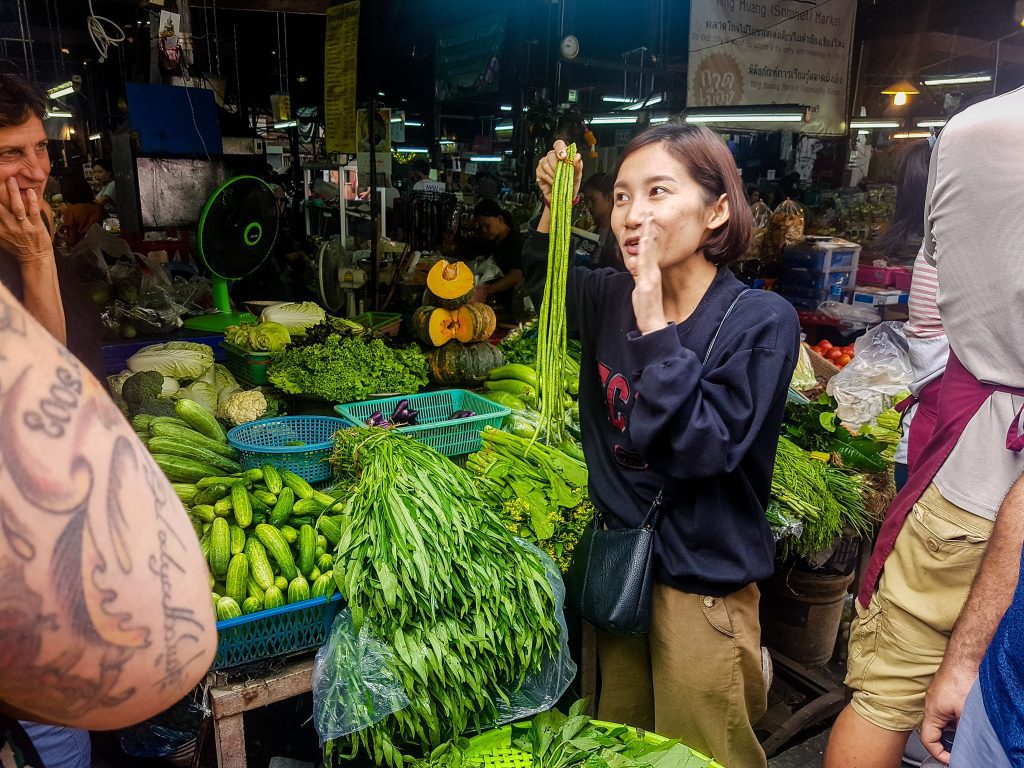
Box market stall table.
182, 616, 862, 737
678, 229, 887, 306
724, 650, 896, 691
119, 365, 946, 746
208, 658, 315, 768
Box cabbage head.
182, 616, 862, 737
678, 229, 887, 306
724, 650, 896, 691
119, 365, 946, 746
127, 341, 215, 379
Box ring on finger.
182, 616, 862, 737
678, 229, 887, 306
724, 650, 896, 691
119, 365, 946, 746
16, 215, 26, 222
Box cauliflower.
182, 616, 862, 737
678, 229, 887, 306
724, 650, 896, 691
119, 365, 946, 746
217, 389, 268, 426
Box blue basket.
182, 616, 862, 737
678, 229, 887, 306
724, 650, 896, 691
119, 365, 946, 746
213, 593, 344, 670
226, 416, 349, 484
335, 390, 510, 457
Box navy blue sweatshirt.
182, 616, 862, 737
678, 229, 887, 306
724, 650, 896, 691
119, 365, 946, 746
524, 232, 800, 596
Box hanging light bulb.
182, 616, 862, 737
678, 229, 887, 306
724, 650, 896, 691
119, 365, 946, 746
881, 80, 920, 107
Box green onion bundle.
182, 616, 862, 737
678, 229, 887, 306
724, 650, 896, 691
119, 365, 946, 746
325, 428, 562, 767
536, 144, 577, 445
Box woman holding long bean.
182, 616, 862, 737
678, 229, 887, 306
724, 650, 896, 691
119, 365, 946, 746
525, 126, 800, 768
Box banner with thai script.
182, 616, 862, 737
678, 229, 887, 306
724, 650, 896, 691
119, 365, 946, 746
687, 0, 857, 135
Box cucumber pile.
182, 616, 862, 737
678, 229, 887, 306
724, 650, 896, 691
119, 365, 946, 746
134, 406, 346, 620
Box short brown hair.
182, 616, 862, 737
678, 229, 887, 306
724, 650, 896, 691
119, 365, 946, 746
615, 124, 752, 266
0, 74, 47, 128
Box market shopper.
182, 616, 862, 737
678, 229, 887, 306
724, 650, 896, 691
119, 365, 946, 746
527, 128, 800, 768
0, 276, 218, 762
824, 84, 1024, 768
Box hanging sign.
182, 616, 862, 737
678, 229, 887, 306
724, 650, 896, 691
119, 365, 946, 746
687, 0, 857, 135
324, 0, 360, 153
435, 12, 506, 101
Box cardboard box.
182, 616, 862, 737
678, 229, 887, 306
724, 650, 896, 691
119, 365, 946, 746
853, 288, 909, 307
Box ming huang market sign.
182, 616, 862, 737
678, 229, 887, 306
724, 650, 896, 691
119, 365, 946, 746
687, 0, 857, 135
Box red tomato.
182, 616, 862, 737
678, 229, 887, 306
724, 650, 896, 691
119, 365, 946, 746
836, 354, 852, 366
826, 348, 845, 361
843, 346, 856, 355
818, 340, 834, 352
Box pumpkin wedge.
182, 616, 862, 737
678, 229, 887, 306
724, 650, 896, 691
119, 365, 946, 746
425, 260, 475, 309
454, 302, 497, 343
411, 305, 458, 347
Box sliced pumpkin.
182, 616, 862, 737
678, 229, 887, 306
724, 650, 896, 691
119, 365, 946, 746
454, 302, 497, 343
411, 305, 459, 347
426, 259, 474, 309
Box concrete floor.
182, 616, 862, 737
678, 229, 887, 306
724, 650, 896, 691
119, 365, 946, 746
767, 729, 830, 768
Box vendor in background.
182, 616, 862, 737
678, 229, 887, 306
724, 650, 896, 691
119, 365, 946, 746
410, 159, 446, 193
581, 172, 623, 270
472, 198, 523, 309
91, 157, 116, 213
53, 174, 104, 248
528, 129, 799, 768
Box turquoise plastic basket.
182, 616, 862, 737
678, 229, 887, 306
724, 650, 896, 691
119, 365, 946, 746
226, 416, 349, 484
213, 593, 344, 670
335, 390, 510, 457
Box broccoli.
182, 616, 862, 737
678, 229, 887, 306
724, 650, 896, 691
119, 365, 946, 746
122, 371, 164, 408
134, 398, 179, 418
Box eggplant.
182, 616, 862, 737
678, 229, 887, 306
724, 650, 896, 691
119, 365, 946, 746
449, 409, 476, 420
390, 399, 420, 426
366, 411, 391, 428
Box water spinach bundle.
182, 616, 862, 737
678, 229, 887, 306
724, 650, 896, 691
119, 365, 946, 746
324, 428, 562, 767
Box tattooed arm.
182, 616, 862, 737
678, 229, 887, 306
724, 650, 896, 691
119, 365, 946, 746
0, 281, 216, 730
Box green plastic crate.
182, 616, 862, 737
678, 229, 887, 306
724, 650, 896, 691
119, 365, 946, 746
352, 311, 402, 337
335, 390, 509, 457
221, 340, 272, 387
464, 720, 722, 768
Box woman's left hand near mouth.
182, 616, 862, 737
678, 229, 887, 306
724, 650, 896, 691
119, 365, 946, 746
0, 176, 55, 265
629, 215, 668, 335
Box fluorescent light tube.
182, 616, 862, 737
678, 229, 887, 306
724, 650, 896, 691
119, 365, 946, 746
500, 104, 513, 112
470, 156, 503, 162
45, 110, 72, 119
623, 95, 662, 111
589, 115, 638, 125
404, 120, 423, 127
396, 147, 429, 154
916, 119, 947, 128
850, 120, 901, 129
47, 81, 75, 99
495, 122, 514, 133
273, 120, 297, 128
892, 131, 932, 139
685, 113, 803, 123
650, 116, 670, 124
88, 132, 102, 141
923, 75, 991, 86
602, 96, 632, 103
390, 117, 402, 123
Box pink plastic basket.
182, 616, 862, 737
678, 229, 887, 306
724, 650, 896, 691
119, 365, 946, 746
857, 265, 912, 289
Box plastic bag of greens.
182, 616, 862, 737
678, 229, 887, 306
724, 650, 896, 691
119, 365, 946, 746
312, 541, 575, 744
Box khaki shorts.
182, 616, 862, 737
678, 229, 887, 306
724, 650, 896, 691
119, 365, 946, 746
846, 484, 992, 732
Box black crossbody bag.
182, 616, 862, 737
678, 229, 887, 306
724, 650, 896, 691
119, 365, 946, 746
563, 290, 750, 635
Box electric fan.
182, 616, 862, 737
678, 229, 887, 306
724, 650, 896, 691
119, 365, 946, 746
316, 235, 366, 317
183, 175, 280, 331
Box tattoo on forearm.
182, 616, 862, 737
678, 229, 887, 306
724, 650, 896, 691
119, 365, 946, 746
0, 295, 210, 722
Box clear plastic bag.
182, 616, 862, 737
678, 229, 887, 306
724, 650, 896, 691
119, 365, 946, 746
312, 540, 575, 746
816, 300, 882, 335
118, 688, 207, 758
826, 321, 913, 430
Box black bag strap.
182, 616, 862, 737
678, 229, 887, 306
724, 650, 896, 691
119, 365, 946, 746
645, 288, 751, 530
703, 288, 751, 366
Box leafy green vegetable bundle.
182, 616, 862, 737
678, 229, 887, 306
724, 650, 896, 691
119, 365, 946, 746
513, 700, 714, 768
467, 426, 593, 572
771, 435, 871, 560
323, 428, 564, 767
499, 321, 582, 368
268, 334, 428, 402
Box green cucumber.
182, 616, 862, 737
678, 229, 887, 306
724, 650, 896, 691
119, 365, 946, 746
146, 436, 241, 474
175, 398, 226, 442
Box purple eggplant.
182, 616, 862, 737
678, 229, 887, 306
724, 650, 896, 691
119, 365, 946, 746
390, 399, 420, 426
366, 411, 391, 428
449, 409, 476, 420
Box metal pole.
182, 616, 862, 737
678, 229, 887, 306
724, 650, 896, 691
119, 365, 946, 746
369, 97, 380, 310
993, 40, 1001, 95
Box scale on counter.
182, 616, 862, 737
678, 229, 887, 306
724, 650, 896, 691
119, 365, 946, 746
184, 175, 280, 331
